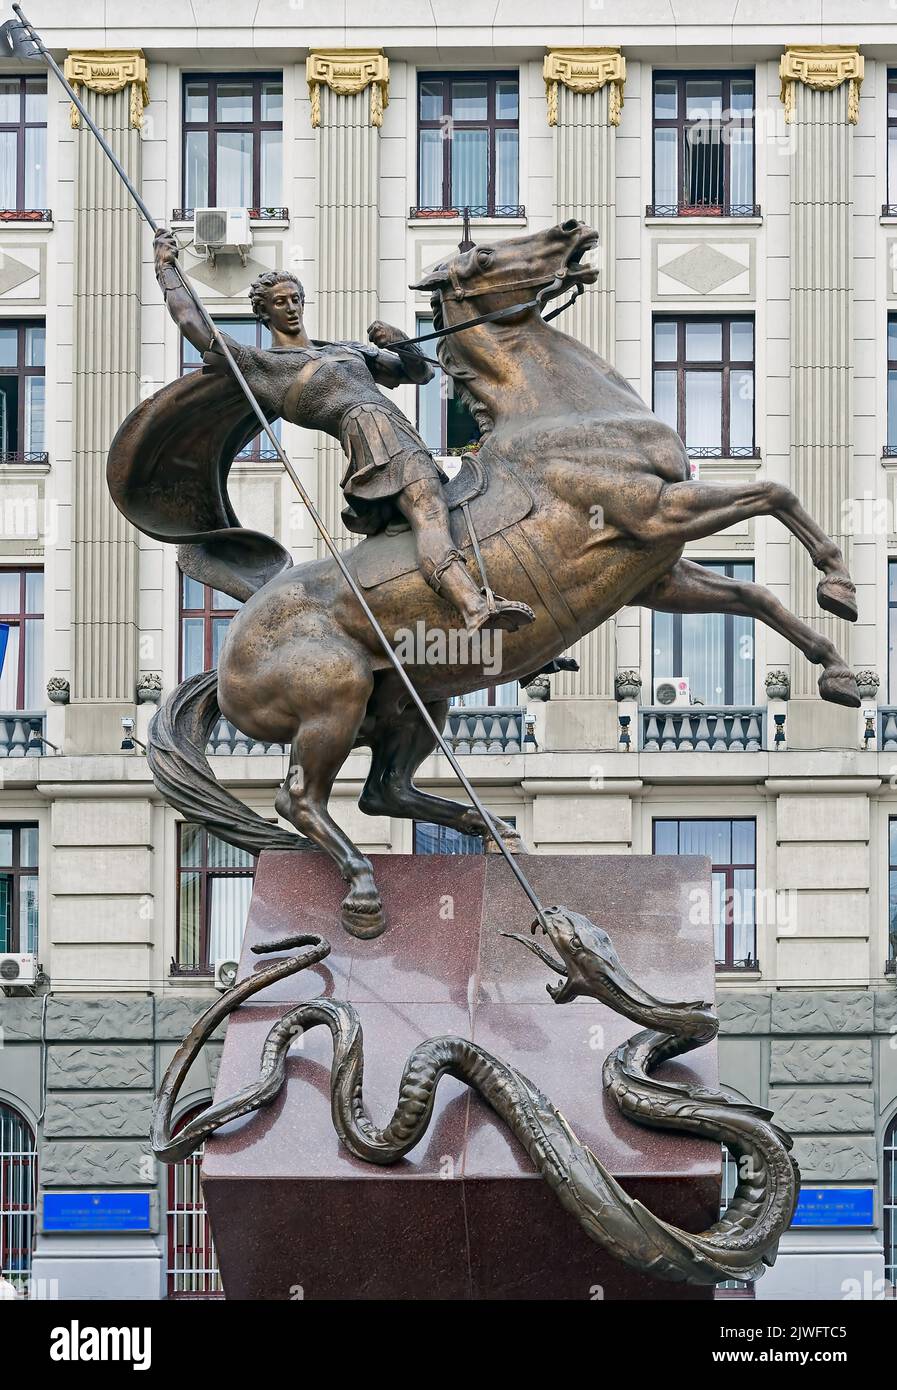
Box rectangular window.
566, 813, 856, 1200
176, 824, 254, 971
888, 72, 897, 213
181, 73, 283, 213
889, 562, 897, 703
888, 314, 897, 455
179, 572, 240, 681
0, 824, 38, 954
653, 315, 755, 458
413, 816, 516, 855
889, 819, 897, 970
181, 318, 279, 459
653, 817, 757, 970
0, 76, 47, 214
0, 569, 43, 710
653, 561, 755, 706
0, 322, 46, 462
416, 72, 520, 217
651, 71, 755, 217
415, 315, 480, 456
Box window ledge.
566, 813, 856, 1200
170, 218, 290, 233
0, 456, 50, 474
408, 216, 527, 230
715, 968, 762, 981
645, 216, 762, 228
0, 217, 53, 231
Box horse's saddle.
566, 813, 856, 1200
354, 449, 534, 590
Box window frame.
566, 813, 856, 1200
178, 573, 240, 682
180, 71, 283, 213
652, 313, 757, 459
650, 69, 757, 218
415, 70, 521, 217
652, 816, 758, 971
0, 567, 43, 711
0, 321, 47, 463
887, 313, 897, 457
0, 75, 47, 215
0, 1101, 37, 1290
886, 70, 897, 216
174, 824, 255, 973
651, 559, 755, 706
0, 822, 38, 955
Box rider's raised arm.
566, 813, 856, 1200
154, 229, 214, 356
360, 320, 434, 390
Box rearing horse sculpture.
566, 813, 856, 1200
119, 221, 859, 939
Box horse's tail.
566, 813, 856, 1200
146, 670, 308, 856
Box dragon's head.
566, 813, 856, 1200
504, 906, 714, 1037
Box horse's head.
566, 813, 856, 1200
411, 219, 599, 324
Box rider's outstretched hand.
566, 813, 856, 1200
367, 320, 406, 348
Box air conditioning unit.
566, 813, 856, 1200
653, 676, 691, 707
214, 957, 239, 992
194, 207, 253, 266
0, 953, 37, 987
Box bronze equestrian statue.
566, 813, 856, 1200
108, 219, 859, 940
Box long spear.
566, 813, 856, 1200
1, 5, 557, 925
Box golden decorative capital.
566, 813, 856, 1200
543, 47, 626, 127
779, 46, 864, 124
306, 50, 389, 129
64, 50, 149, 129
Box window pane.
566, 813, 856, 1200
0, 130, 16, 208
208, 875, 252, 963
0, 570, 19, 611
216, 83, 253, 122
890, 318, 897, 363
184, 81, 209, 123
452, 81, 487, 121
712, 870, 726, 962
685, 372, 722, 451
890, 129, 897, 206
679, 819, 732, 863
24, 126, 45, 209
25, 377, 44, 454
654, 128, 677, 206
25, 326, 45, 368
419, 80, 443, 121
653, 370, 677, 430
730, 320, 753, 362
22, 618, 42, 707
216, 130, 253, 206
685, 321, 722, 360
732, 868, 756, 964
415, 822, 484, 854
495, 128, 518, 206
684, 124, 723, 207
0, 875, 8, 953
19, 873, 37, 954
20, 826, 38, 868
0, 327, 17, 370
416, 319, 442, 450
653, 820, 679, 854
261, 81, 283, 123
211, 616, 232, 666
686, 80, 722, 121
260, 129, 282, 205
418, 129, 443, 207
0, 624, 17, 706
0, 829, 12, 865
654, 79, 677, 120
0, 377, 18, 453
653, 609, 675, 677
0, 80, 19, 123
181, 617, 205, 678
451, 129, 488, 209
733, 611, 754, 703
184, 130, 208, 208
180, 824, 204, 867
730, 127, 753, 207
178, 870, 202, 967
496, 81, 518, 121
730, 80, 754, 115
207, 833, 253, 870
182, 574, 205, 609
732, 819, 755, 862
890, 370, 897, 449
654, 320, 677, 361
730, 369, 754, 451
211, 587, 237, 610
682, 611, 726, 703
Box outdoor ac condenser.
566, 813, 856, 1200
0, 953, 37, 987
653, 676, 691, 707
194, 208, 253, 264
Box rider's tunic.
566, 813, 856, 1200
205, 336, 438, 535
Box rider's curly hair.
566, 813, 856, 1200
249, 270, 305, 324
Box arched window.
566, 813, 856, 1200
166, 1103, 223, 1298
885, 1112, 897, 1296
0, 1102, 36, 1293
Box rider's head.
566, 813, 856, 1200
250, 270, 306, 336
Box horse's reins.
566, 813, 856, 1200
391, 273, 584, 364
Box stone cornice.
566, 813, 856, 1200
543, 47, 626, 127
306, 49, 389, 128
779, 45, 864, 124
63, 50, 149, 129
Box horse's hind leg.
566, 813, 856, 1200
359, 687, 525, 851
644, 480, 856, 622
274, 650, 385, 938
635, 558, 860, 707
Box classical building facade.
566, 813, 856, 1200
0, 4, 896, 1299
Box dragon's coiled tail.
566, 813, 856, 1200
153, 923, 798, 1287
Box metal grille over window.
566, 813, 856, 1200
0, 1103, 36, 1294
166, 1106, 223, 1298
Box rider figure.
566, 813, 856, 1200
154, 230, 534, 634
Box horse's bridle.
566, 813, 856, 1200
395, 268, 584, 360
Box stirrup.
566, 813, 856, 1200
467, 593, 536, 634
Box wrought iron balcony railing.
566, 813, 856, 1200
171, 207, 289, 222
646, 202, 761, 219
443, 706, 524, 754
686, 445, 760, 459
0, 208, 52, 222
0, 450, 50, 465
0, 712, 45, 757
883, 444, 897, 458
641, 706, 764, 751
409, 204, 526, 220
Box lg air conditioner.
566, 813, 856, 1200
194, 207, 253, 266
214, 957, 239, 991
0, 953, 37, 987
653, 676, 691, 707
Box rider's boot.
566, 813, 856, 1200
428, 548, 535, 633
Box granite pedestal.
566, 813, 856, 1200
202, 851, 719, 1300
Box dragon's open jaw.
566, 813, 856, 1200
501, 923, 572, 1001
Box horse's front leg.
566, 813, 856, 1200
634, 558, 859, 707
637, 479, 856, 623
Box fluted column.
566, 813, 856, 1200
307, 50, 387, 548
66, 51, 147, 749
544, 48, 625, 706
780, 46, 863, 697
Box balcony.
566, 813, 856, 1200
878, 708, 897, 750
640, 706, 764, 751
0, 209, 52, 222
171, 207, 289, 222
0, 712, 44, 757
409, 204, 526, 220
443, 706, 524, 755
205, 719, 285, 757
646, 202, 761, 219
0, 450, 50, 465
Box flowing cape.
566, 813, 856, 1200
106, 365, 293, 603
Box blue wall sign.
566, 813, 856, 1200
43, 1191, 151, 1233
791, 1187, 874, 1228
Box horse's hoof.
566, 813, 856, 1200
340, 898, 387, 939
817, 576, 858, 623
818, 668, 861, 708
